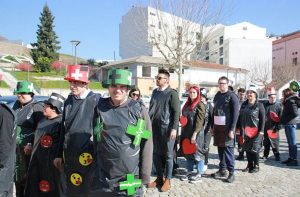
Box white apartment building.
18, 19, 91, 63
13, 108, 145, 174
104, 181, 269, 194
120, 7, 272, 85
120, 6, 203, 60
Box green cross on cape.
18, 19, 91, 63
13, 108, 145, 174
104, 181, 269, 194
126, 118, 151, 146
119, 174, 142, 196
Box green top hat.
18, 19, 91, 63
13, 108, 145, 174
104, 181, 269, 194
290, 81, 300, 92
14, 81, 34, 94
102, 69, 132, 88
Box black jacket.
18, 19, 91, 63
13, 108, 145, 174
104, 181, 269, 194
281, 95, 300, 125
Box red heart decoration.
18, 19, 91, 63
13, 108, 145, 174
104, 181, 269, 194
267, 130, 278, 139
245, 127, 258, 138
182, 138, 196, 154
180, 116, 188, 127
270, 111, 280, 123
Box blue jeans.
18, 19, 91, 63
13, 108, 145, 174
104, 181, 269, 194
186, 159, 204, 175
218, 147, 235, 174
285, 125, 298, 159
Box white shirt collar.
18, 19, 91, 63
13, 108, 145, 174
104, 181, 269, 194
75, 89, 91, 99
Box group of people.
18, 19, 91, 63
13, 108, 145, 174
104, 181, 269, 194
0, 64, 299, 197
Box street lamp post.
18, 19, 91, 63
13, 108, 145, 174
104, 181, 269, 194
70, 40, 81, 64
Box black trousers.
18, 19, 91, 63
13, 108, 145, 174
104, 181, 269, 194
246, 151, 259, 169
263, 136, 280, 158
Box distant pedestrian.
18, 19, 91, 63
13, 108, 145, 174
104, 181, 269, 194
129, 87, 145, 107
200, 88, 213, 171
281, 86, 300, 166
236, 87, 246, 161
211, 76, 239, 183
262, 87, 282, 161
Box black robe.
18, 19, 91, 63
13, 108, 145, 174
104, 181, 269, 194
57, 92, 100, 197
24, 115, 65, 197
13, 99, 44, 185
91, 98, 153, 196
0, 103, 16, 196
148, 87, 180, 155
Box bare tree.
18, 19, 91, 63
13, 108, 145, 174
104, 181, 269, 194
128, 0, 228, 97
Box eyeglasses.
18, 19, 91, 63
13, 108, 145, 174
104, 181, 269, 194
155, 76, 167, 80
131, 93, 140, 97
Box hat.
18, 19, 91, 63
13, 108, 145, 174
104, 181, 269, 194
247, 84, 257, 93
44, 92, 65, 113
64, 65, 89, 83
200, 88, 208, 98
267, 87, 276, 95
14, 81, 34, 94
289, 81, 300, 92
102, 69, 132, 88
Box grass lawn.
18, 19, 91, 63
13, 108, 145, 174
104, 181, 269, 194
0, 81, 9, 88
10, 71, 104, 90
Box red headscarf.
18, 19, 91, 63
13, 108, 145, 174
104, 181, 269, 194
182, 85, 201, 112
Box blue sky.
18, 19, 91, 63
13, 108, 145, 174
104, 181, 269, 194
0, 0, 299, 60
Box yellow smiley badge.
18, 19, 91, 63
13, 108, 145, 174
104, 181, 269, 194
70, 173, 82, 186
79, 153, 93, 166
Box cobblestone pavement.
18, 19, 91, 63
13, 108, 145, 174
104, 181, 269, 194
145, 130, 300, 197
13, 130, 300, 197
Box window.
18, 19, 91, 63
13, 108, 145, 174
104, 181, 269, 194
196, 32, 202, 40
150, 12, 156, 16
142, 66, 151, 77
150, 24, 155, 28
243, 26, 247, 31
158, 21, 161, 29
219, 47, 223, 56
177, 26, 182, 32
292, 58, 298, 66
205, 42, 209, 50
124, 67, 128, 70
219, 58, 223, 64
219, 36, 224, 45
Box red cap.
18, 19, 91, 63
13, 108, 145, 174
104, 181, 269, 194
64, 65, 89, 83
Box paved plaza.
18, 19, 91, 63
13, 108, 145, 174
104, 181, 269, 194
145, 130, 300, 197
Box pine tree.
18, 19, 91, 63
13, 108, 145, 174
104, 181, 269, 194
31, 4, 60, 72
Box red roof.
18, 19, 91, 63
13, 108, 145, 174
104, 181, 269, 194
185, 60, 248, 72
273, 31, 300, 44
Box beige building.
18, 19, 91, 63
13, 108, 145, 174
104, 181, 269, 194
99, 55, 248, 96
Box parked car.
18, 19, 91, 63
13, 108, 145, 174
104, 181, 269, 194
0, 95, 48, 108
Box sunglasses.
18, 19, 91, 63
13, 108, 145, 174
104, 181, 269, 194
131, 93, 140, 97
155, 76, 167, 80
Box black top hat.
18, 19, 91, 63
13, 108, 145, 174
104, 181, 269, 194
44, 93, 65, 113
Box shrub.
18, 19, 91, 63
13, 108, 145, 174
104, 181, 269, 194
51, 61, 66, 72
15, 62, 33, 71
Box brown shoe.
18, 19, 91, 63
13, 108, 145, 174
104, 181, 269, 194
161, 178, 171, 192
147, 177, 164, 188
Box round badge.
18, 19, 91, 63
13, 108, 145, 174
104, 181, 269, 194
39, 180, 50, 192
40, 135, 53, 148
79, 153, 93, 166
70, 173, 82, 186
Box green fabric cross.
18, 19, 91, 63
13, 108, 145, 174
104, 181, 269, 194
119, 174, 142, 196
126, 119, 151, 146
108, 69, 121, 85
